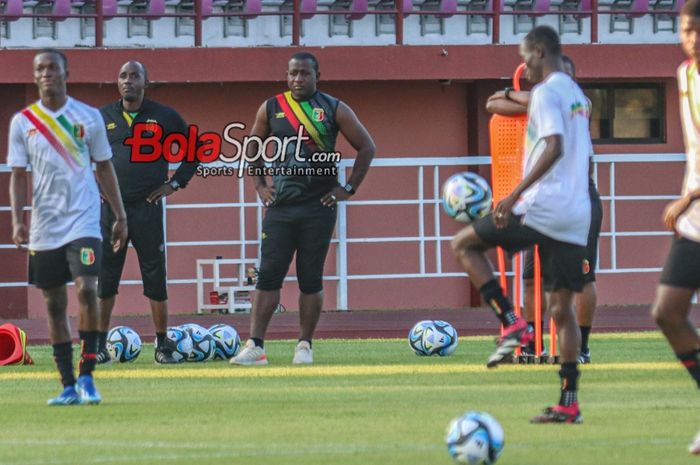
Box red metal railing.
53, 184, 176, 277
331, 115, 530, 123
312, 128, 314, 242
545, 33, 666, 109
0, 0, 683, 47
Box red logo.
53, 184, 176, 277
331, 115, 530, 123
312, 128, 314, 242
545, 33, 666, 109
582, 259, 590, 275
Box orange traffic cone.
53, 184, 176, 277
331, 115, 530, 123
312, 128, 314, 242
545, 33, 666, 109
0, 323, 34, 365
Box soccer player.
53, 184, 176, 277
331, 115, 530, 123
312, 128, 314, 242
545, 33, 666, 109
97, 61, 199, 364
8, 49, 128, 405
451, 26, 591, 423
231, 52, 375, 365
485, 56, 603, 364
652, 0, 700, 453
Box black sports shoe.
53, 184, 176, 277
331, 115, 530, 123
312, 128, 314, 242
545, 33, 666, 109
96, 348, 112, 365
154, 338, 184, 364
578, 348, 591, 364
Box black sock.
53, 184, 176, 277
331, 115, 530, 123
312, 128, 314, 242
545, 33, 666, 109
251, 337, 264, 349
580, 326, 591, 352
299, 339, 312, 348
98, 331, 108, 351
78, 331, 98, 377
52, 342, 75, 388
677, 350, 700, 389
558, 362, 579, 406
480, 279, 517, 326
156, 332, 166, 348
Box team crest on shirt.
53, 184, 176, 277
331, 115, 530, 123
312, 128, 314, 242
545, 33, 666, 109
80, 247, 95, 266
275, 112, 286, 119
107, 122, 116, 130
312, 108, 325, 122
26, 128, 38, 138
582, 259, 590, 275
73, 124, 85, 140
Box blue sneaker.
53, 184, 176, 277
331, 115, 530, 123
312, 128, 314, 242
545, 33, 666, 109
47, 385, 82, 406
76, 375, 102, 405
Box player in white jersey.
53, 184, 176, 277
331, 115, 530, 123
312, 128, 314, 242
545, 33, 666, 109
652, 0, 700, 453
8, 49, 127, 405
451, 26, 591, 423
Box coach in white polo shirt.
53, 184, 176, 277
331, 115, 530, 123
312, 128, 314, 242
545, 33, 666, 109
451, 26, 591, 424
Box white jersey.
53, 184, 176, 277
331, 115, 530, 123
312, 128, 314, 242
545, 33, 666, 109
676, 60, 700, 243
7, 97, 112, 251
512, 72, 592, 246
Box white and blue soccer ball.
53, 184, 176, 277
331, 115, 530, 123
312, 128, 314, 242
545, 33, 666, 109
446, 411, 504, 465
208, 324, 240, 360
408, 320, 434, 356
442, 172, 493, 223
409, 320, 458, 356
181, 324, 216, 362
107, 326, 142, 362
165, 327, 193, 363
428, 320, 459, 356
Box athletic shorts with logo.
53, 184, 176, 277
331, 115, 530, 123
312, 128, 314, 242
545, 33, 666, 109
28, 237, 102, 289
523, 183, 602, 284
473, 213, 586, 292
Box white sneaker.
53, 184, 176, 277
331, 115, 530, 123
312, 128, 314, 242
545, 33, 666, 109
689, 428, 700, 455
293, 340, 313, 365
230, 340, 268, 366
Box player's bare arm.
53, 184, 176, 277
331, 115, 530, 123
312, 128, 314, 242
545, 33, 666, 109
9, 167, 28, 248
486, 90, 530, 115
320, 101, 375, 207
249, 102, 276, 206
494, 134, 563, 228
95, 160, 128, 252
662, 186, 700, 231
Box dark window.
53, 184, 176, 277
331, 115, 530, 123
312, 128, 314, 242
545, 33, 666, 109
581, 84, 664, 144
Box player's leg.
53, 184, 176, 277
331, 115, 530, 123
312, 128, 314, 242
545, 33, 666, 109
577, 185, 602, 363
653, 237, 700, 377
451, 214, 535, 367
68, 238, 103, 404
531, 241, 584, 424
30, 247, 81, 405
128, 200, 172, 363
231, 206, 296, 366
97, 201, 129, 364
653, 236, 700, 453
576, 283, 596, 362
293, 202, 337, 364
522, 248, 546, 356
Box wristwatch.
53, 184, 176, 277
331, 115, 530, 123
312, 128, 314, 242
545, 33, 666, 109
504, 87, 514, 101
343, 183, 356, 196
168, 179, 180, 191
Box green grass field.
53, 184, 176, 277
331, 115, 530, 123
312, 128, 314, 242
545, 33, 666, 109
0, 332, 698, 465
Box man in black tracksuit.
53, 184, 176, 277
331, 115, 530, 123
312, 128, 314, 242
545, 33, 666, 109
96, 61, 198, 364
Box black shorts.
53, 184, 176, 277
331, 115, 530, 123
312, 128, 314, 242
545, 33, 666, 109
660, 236, 700, 289
29, 237, 102, 289
523, 184, 602, 284
257, 201, 337, 294
98, 199, 167, 301
473, 213, 586, 292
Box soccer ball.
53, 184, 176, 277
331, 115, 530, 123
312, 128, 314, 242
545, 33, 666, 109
427, 320, 459, 356
446, 411, 504, 465
208, 324, 240, 360
164, 327, 193, 363
442, 172, 492, 223
106, 326, 141, 362
181, 324, 216, 362
408, 320, 435, 356
409, 320, 458, 356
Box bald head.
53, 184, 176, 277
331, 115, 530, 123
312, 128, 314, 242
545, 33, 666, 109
118, 61, 148, 106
